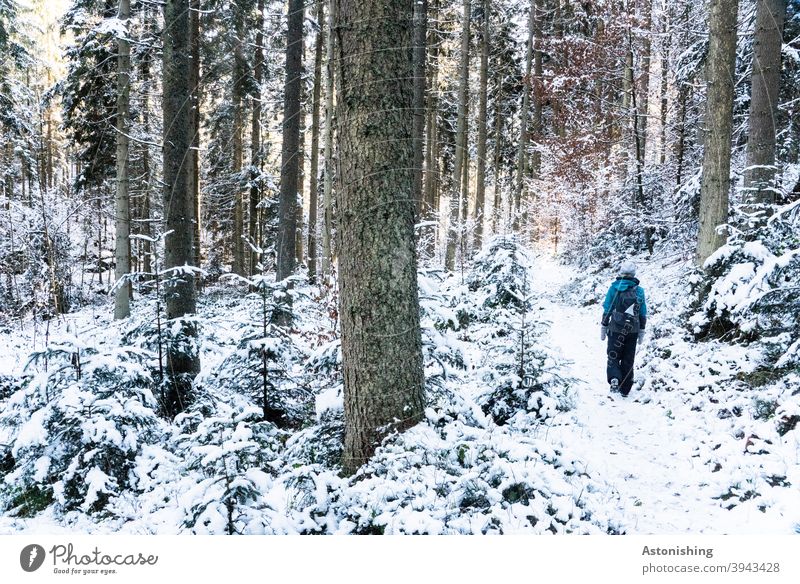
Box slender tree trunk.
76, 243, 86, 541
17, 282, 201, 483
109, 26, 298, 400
189, 0, 201, 271
141, 51, 153, 276
412, 0, 428, 217
492, 82, 503, 235
232, 2, 247, 276
444, 0, 470, 271
321, 0, 334, 278
552, 0, 564, 138
696, 0, 740, 265
659, 0, 670, 166
531, 0, 542, 180
639, 0, 653, 164
513, 0, 534, 233
423, 0, 439, 257
743, 0, 786, 208
276, 0, 304, 281
675, 85, 687, 187
296, 69, 306, 267
114, 0, 131, 320
162, 0, 200, 416
334, 0, 425, 475
307, 0, 324, 281
250, 0, 265, 276
473, 0, 489, 250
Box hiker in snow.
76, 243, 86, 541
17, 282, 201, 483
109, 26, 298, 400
600, 261, 647, 397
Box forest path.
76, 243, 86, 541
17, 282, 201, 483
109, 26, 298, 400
531, 257, 733, 533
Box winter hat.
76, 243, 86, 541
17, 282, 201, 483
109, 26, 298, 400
619, 261, 637, 277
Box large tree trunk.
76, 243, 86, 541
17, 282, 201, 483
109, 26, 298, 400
444, 0, 470, 271
473, 0, 489, 250
114, 0, 131, 320
276, 0, 304, 281
321, 0, 334, 278
334, 0, 426, 475
163, 0, 200, 416
696, 0, 740, 265
307, 0, 324, 280
250, 0, 265, 276
744, 0, 787, 208
411, 0, 427, 216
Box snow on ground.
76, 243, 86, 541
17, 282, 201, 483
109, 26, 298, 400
533, 254, 800, 534
0, 245, 797, 534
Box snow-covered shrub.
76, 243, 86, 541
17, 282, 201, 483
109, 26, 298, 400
476, 348, 574, 426
330, 421, 620, 535
465, 236, 532, 316
690, 209, 800, 350
207, 333, 312, 428
282, 409, 344, 469
0, 344, 162, 516
174, 403, 285, 534
0, 374, 28, 402
0, 206, 74, 317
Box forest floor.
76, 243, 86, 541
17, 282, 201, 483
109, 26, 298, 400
0, 245, 798, 534
532, 255, 800, 534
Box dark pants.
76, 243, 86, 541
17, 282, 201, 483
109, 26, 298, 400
607, 330, 637, 395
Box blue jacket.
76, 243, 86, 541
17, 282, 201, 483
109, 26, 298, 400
601, 276, 647, 330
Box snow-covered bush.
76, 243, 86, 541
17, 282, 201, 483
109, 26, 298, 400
465, 236, 532, 316
207, 333, 312, 428
282, 409, 344, 469
689, 208, 800, 364
0, 344, 162, 516
476, 348, 574, 426
174, 403, 285, 534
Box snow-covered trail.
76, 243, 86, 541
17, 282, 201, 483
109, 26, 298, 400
531, 257, 761, 534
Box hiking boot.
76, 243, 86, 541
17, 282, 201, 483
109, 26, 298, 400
610, 378, 619, 393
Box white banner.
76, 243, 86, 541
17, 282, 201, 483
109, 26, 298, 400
1, 535, 797, 583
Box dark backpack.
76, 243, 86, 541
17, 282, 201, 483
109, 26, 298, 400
609, 286, 641, 334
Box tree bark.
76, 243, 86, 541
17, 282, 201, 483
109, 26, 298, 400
307, 0, 324, 280
638, 0, 653, 164
473, 0, 489, 250
513, 0, 534, 233
412, 0, 428, 217
296, 67, 306, 267
276, 0, 304, 281
334, 0, 426, 474
659, 2, 670, 166
114, 0, 131, 320
422, 0, 440, 257
162, 0, 200, 416
250, 0, 265, 276
232, 1, 247, 276
743, 0, 786, 208
491, 81, 503, 234
696, 0, 740, 265
444, 0, 470, 271
531, 0, 542, 181
189, 0, 201, 271
321, 0, 334, 278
